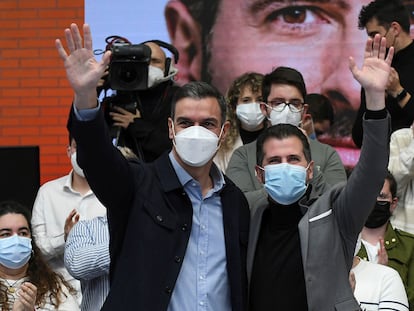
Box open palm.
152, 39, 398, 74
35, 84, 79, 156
349, 34, 394, 94
56, 24, 111, 96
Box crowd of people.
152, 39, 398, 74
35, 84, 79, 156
1, 0, 414, 310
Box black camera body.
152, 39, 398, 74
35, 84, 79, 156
109, 44, 151, 91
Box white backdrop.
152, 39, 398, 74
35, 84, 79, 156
85, 0, 170, 58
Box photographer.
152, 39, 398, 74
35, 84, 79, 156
101, 39, 179, 162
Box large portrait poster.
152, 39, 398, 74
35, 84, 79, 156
86, 0, 414, 169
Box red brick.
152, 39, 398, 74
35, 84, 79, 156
0, 80, 19, 87
0, 10, 38, 19
3, 89, 40, 98
0, 1, 18, 9
3, 127, 40, 136
0, 20, 18, 28
1, 49, 40, 58
0, 137, 21, 145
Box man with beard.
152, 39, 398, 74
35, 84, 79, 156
357, 171, 414, 310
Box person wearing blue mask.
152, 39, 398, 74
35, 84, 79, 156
0, 201, 79, 310
247, 34, 393, 311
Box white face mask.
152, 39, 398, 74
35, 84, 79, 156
71, 151, 85, 177
236, 103, 265, 130
147, 65, 165, 88
173, 125, 222, 167
268, 106, 302, 126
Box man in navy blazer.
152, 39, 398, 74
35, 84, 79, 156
57, 24, 249, 311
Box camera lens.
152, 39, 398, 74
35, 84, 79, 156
118, 64, 138, 84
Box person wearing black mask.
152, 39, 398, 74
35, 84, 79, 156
357, 171, 414, 309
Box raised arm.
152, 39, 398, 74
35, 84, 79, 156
335, 34, 393, 239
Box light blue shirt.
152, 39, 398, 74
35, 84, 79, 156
168, 153, 231, 311
73, 104, 101, 121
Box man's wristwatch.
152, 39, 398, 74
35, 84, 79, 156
395, 89, 408, 101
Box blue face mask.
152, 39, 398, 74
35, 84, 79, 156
263, 162, 308, 205
0, 235, 32, 269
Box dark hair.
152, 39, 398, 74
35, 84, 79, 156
305, 93, 335, 125
262, 67, 307, 103
256, 124, 311, 166
385, 170, 398, 198
176, 1, 220, 83
0, 201, 32, 229
179, 1, 219, 37
0, 201, 76, 309
170, 81, 227, 125
358, 0, 410, 33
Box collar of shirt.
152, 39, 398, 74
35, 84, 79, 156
63, 170, 94, 196
168, 151, 226, 194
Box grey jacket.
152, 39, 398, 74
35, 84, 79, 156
247, 116, 390, 311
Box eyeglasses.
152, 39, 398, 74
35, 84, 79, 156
266, 99, 304, 112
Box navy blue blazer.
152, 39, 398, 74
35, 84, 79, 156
69, 108, 250, 311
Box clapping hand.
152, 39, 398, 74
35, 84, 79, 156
64, 208, 80, 241
12, 282, 37, 311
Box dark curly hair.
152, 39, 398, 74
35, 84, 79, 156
223, 72, 264, 152
358, 0, 410, 33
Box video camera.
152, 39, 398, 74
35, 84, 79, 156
94, 36, 150, 128
109, 42, 151, 91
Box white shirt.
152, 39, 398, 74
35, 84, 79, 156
388, 127, 414, 234
361, 239, 380, 263
352, 259, 409, 311
31, 171, 106, 303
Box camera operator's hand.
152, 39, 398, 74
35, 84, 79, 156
97, 68, 109, 88
110, 106, 141, 129
56, 23, 111, 110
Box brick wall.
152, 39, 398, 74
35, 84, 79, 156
0, 0, 84, 184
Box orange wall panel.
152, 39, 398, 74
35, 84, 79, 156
0, 0, 84, 185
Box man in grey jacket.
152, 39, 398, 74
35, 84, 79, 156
247, 34, 393, 310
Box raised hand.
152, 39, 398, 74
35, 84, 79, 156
349, 34, 394, 111
55, 23, 111, 109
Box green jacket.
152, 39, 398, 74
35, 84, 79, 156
358, 222, 414, 310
